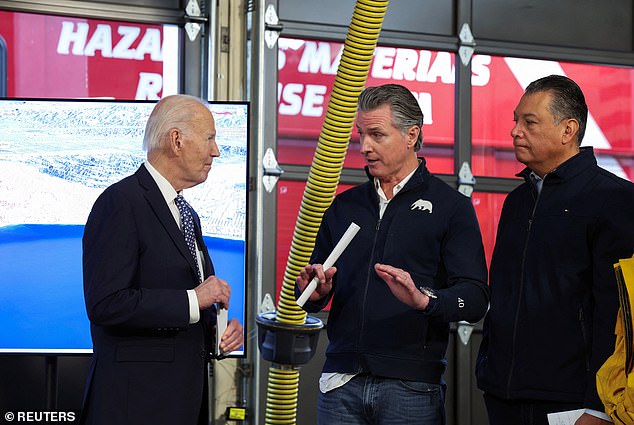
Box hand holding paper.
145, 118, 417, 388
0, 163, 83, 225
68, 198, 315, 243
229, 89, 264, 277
296, 222, 360, 307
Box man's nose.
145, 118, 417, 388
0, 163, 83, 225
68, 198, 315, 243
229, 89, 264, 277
510, 123, 520, 138
359, 136, 369, 153
210, 142, 220, 157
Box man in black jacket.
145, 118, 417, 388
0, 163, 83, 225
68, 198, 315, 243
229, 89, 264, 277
296, 84, 489, 424
476, 75, 634, 425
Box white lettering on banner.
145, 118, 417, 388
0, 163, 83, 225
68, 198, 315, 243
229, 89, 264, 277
371, 47, 395, 79
415, 92, 433, 124
279, 48, 286, 70
287, 41, 491, 86
136, 72, 163, 100
278, 81, 433, 123
84, 24, 113, 57
57, 21, 163, 61
472, 55, 491, 87
133, 28, 162, 60
426, 52, 454, 84
393, 48, 419, 80
111, 26, 140, 59
278, 83, 327, 117
297, 41, 339, 75
57, 22, 89, 55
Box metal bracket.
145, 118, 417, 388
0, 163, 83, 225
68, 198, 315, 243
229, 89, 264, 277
259, 293, 276, 314
458, 23, 475, 66
457, 321, 475, 345
457, 161, 476, 198
184, 0, 207, 42
263, 148, 284, 193
264, 4, 283, 49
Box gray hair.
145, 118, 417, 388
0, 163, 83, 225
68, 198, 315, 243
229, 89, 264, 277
357, 84, 424, 151
524, 75, 588, 145
143, 94, 208, 152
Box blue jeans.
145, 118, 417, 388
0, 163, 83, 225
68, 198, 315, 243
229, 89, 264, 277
317, 374, 446, 425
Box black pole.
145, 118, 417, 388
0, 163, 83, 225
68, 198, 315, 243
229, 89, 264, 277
45, 356, 58, 411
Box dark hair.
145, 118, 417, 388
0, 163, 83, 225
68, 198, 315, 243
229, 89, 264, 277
524, 75, 588, 145
357, 84, 424, 151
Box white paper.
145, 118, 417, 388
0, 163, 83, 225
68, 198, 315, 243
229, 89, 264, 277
547, 409, 585, 425
215, 307, 228, 356
296, 222, 360, 307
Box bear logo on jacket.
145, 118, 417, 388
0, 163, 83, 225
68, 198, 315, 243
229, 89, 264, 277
411, 199, 433, 213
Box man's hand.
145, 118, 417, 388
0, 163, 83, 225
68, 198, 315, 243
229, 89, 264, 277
195, 276, 231, 310
296, 264, 337, 303
374, 263, 429, 310
219, 318, 244, 354
574, 413, 612, 425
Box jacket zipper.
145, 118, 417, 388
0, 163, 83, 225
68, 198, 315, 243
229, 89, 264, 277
355, 181, 416, 372
356, 217, 382, 373
506, 184, 541, 397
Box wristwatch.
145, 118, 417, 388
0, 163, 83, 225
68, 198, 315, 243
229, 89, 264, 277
418, 286, 437, 299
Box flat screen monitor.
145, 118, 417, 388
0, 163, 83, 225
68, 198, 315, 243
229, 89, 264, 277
0, 98, 249, 356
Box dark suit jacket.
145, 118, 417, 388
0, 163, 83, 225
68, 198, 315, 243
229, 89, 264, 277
81, 164, 215, 425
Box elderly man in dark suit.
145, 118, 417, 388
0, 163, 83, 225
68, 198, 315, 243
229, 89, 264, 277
80, 94, 243, 425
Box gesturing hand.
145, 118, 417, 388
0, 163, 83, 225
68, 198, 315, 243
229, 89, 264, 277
374, 263, 429, 310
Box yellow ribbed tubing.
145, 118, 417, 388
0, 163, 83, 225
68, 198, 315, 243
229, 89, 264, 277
264, 1, 389, 423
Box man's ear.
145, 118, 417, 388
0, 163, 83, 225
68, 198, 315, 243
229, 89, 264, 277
407, 125, 420, 149
562, 118, 580, 146
169, 128, 182, 154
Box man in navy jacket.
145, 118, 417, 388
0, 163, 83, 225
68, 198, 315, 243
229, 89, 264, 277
81, 95, 243, 425
296, 84, 489, 424
476, 75, 634, 425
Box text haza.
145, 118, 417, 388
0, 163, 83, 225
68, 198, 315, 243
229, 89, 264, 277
55, 21, 163, 99
278, 41, 493, 121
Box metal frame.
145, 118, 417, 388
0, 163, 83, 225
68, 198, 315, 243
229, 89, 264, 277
0, 0, 186, 24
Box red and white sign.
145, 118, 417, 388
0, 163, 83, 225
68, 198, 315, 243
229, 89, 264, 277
0, 11, 177, 99
277, 37, 634, 181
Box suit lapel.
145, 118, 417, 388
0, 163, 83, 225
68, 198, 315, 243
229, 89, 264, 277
136, 165, 200, 279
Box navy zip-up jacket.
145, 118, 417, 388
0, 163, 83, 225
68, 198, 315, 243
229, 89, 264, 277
476, 147, 634, 411
300, 159, 489, 384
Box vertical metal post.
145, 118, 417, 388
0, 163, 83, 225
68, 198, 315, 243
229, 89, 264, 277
454, 1, 476, 424
248, 0, 280, 422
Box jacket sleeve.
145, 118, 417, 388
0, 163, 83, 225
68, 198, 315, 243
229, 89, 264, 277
585, 184, 634, 411
83, 187, 191, 330
424, 195, 489, 323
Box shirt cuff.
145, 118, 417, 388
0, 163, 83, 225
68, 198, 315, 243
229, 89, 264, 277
584, 409, 611, 422
187, 289, 200, 324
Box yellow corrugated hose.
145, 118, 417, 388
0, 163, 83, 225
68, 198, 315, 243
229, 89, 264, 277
264, 1, 389, 423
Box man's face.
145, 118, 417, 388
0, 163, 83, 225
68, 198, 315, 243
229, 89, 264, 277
511, 91, 570, 176
180, 105, 219, 188
356, 104, 416, 182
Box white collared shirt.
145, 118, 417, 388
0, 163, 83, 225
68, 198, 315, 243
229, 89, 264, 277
374, 167, 417, 218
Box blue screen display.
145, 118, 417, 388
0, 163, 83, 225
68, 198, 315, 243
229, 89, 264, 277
0, 99, 248, 355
